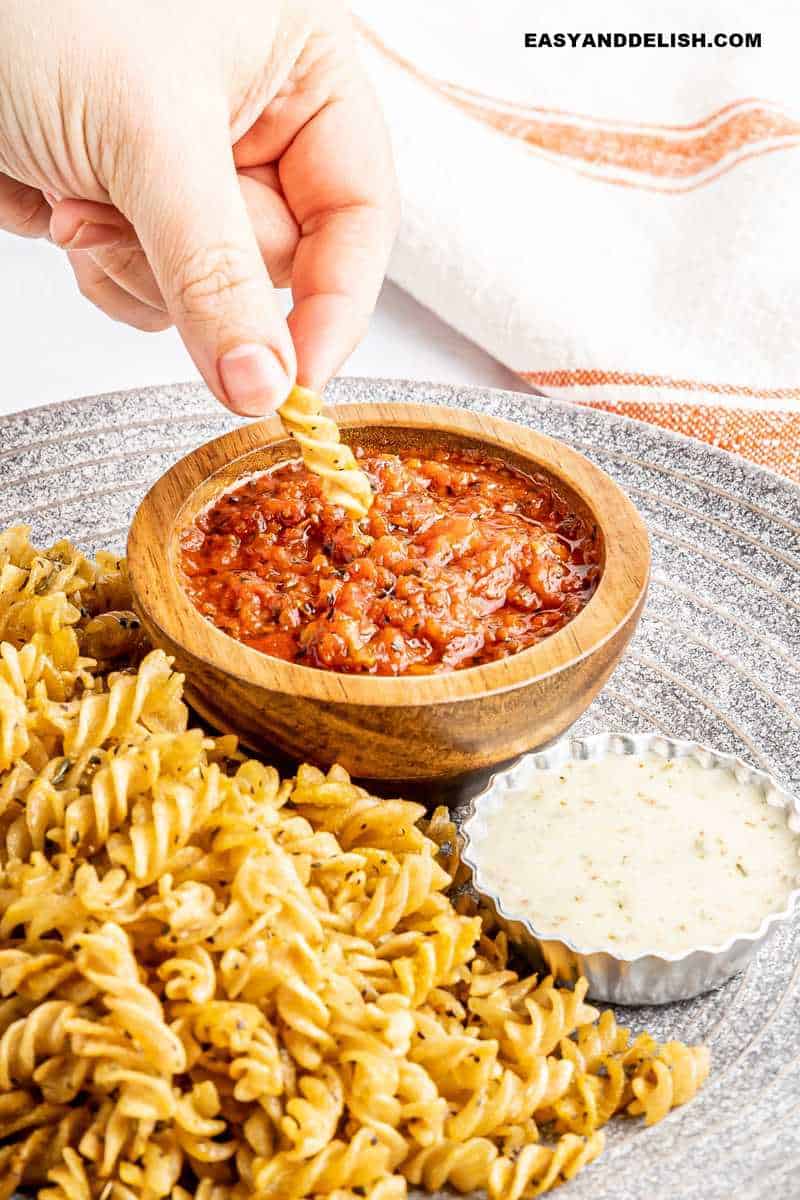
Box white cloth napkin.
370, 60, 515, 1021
353, 1, 800, 479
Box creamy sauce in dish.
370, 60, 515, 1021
470, 753, 800, 957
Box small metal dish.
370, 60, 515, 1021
461, 732, 800, 1005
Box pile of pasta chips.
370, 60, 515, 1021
0, 525, 709, 1199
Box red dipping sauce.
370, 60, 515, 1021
180, 449, 601, 676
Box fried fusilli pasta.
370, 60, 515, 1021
278, 385, 373, 517
0, 526, 709, 1198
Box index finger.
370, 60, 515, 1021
278, 70, 399, 389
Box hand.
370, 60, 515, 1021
0, 0, 398, 414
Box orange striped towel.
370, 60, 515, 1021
354, 4, 800, 480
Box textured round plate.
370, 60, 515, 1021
2, 379, 799, 1200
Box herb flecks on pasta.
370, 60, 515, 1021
0, 525, 709, 1198
278, 384, 373, 518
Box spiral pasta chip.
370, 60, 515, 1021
278, 385, 373, 517
0, 525, 709, 1198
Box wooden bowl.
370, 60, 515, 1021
128, 403, 650, 781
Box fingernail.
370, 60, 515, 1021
43, 189, 60, 207
218, 344, 290, 416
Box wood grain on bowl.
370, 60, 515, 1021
127, 403, 650, 780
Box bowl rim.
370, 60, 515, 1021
461, 731, 800, 965
127, 401, 650, 707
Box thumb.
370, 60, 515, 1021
120, 116, 296, 416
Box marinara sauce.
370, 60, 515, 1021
180, 449, 601, 676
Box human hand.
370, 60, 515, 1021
0, 0, 398, 414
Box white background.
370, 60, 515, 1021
0, 232, 524, 419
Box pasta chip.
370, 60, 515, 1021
0, 526, 709, 1198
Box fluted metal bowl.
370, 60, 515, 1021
461, 732, 800, 1004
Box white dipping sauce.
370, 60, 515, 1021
472, 753, 800, 956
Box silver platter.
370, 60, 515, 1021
2, 378, 799, 1200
